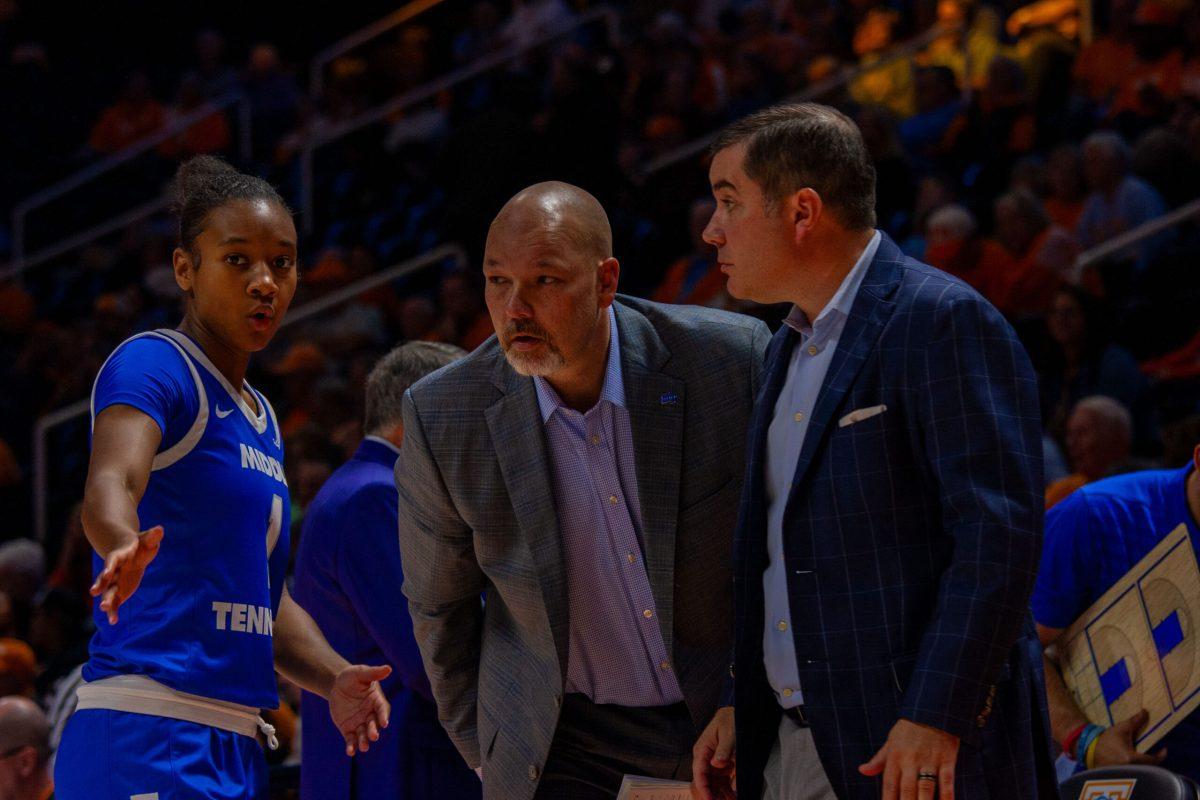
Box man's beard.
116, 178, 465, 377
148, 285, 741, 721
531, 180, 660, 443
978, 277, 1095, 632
500, 320, 566, 377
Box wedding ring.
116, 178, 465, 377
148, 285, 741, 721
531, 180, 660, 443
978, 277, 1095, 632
917, 771, 938, 782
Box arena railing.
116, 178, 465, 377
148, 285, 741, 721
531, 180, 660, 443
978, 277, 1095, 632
1073, 196, 1200, 282
299, 5, 620, 235
636, 23, 959, 179
8, 91, 252, 269
309, 0, 452, 98
30, 242, 469, 544
0, 196, 171, 283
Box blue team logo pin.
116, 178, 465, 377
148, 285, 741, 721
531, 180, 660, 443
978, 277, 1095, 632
660, 391, 678, 406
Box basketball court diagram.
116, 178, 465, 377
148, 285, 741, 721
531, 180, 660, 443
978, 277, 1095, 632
1060, 524, 1200, 751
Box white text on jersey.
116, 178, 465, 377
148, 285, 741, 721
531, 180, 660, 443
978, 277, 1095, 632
211, 601, 274, 635
239, 443, 287, 486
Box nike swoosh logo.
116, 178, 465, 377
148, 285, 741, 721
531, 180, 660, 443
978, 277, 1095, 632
215, 406, 233, 418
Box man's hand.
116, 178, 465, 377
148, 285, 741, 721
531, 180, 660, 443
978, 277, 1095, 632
329, 664, 392, 756
691, 706, 736, 800
89, 525, 164, 624
1094, 710, 1167, 767
859, 718, 959, 800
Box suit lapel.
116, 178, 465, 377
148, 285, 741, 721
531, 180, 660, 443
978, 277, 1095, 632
785, 235, 904, 503
617, 301, 685, 657
484, 363, 569, 676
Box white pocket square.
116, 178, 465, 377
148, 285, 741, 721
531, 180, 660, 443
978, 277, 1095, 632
838, 404, 888, 428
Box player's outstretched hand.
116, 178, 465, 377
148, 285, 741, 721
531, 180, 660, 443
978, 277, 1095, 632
89, 525, 164, 624
330, 664, 392, 757
1095, 709, 1168, 767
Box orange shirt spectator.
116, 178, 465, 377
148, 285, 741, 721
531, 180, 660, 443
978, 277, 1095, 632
157, 78, 231, 159
88, 73, 165, 155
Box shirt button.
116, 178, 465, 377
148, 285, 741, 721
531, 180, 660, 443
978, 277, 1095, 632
793, 412, 804, 422
807, 345, 818, 356
528, 764, 539, 780
782, 687, 794, 698
660, 660, 672, 671
608, 494, 618, 505
590, 434, 600, 445
643, 609, 654, 619
777, 620, 788, 631
626, 552, 636, 564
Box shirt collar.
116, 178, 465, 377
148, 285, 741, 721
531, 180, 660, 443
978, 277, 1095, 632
363, 434, 402, 457
534, 305, 625, 423
784, 230, 882, 336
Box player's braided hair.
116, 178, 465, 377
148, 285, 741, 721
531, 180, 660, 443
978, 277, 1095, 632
172, 155, 292, 257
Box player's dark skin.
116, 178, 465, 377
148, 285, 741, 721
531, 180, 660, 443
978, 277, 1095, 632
1037, 444, 1200, 766
82, 197, 391, 757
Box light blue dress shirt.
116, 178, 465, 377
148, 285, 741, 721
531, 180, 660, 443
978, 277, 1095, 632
533, 306, 684, 706
763, 231, 881, 708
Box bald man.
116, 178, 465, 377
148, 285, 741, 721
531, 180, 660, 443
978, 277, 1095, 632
396, 182, 770, 800
0, 696, 53, 800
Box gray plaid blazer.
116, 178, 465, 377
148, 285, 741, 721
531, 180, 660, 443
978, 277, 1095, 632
396, 296, 769, 800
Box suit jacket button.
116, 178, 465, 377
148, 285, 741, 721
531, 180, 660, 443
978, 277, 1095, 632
529, 765, 539, 780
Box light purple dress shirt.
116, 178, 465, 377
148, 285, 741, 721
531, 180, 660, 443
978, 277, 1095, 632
534, 306, 685, 707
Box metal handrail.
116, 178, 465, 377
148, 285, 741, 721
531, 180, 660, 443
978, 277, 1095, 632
310, 0, 451, 98
31, 242, 469, 542
299, 6, 620, 234
10, 91, 251, 265
637, 23, 956, 178
1073, 196, 1200, 280
0, 196, 171, 283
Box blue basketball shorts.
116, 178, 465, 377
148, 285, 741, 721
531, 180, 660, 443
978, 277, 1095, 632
54, 708, 268, 799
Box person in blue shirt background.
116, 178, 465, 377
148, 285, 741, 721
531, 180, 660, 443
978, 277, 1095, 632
1033, 441, 1200, 780
56, 155, 392, 800
294, 340, 480, 800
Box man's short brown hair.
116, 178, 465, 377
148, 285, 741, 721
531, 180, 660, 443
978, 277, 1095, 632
710, 102, 877, 230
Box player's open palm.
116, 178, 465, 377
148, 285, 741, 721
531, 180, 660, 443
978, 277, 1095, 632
330, 664, 392, 756
90, 525, 164, 624
1095, 709, 1167, 767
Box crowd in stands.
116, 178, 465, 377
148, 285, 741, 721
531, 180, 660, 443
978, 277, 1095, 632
2, 0, 1200, 792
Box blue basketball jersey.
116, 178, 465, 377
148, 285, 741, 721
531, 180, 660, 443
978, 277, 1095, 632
85, 329, 290, 709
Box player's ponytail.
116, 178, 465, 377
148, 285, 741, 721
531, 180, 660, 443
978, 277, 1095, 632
172, 155, 292, 258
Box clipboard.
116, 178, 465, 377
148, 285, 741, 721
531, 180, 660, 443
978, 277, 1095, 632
615, 775, 692, 800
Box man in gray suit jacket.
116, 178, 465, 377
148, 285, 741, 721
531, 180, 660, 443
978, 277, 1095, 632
396, 182, 769, 800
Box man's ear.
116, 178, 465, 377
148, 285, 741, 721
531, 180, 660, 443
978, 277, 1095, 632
597, 257, 620, 306
173, 247, 195, 293
791, 188, 823, 246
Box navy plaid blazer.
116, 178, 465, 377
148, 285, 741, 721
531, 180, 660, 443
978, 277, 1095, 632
732, 234, 1058, 799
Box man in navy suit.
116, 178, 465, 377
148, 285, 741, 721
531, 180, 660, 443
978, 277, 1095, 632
690, 103, 1057, 800
293, 341, 479, 800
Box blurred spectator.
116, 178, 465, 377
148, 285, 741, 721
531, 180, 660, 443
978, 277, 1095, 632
397, 295, 443, 343
899, 65, 965, 169
500, 0, 575, 50
270, 342, 329, 437
1045, 394, 1135, 506
849, 8, 915, 118
1040, 285, 1155, 448
1076, 129, 1170, 271
920, 0, 1004, 90
924, 203, 1013, 297
27, 586, 89, 700
0, 539, 44, 629
86, 72, 165, 155
156, 75, 232, 159
0, 592, 12, 639
1072, 0, 1138, 104
0, 695, 52, 800
242, 43, 302, 163
453, 1, 504, 64
652, 198, 729, 306
183, 29, 239, 99
437, 269, 491, 351
45, 503, 91, 603
1108, 0, 1185, 127
990, 189, 1071, 316
1043, 143, 1086, 229
1132, 124, 1199, 208
1143, 328, 1200, 382
0, 639, 35, 697
855, 105, 917, 236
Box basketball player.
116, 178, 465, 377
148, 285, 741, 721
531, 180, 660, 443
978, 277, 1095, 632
54, 156, 391, 799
